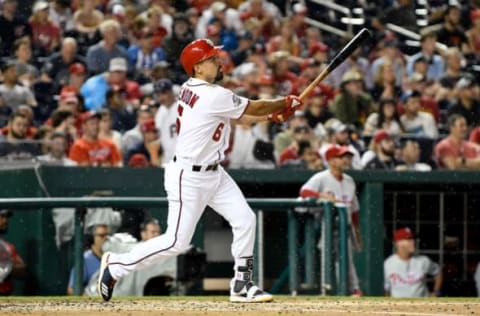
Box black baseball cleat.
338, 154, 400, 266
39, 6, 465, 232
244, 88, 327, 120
97, 252, 116, 302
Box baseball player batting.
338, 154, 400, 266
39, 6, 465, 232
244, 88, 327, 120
97, 38, 303, 303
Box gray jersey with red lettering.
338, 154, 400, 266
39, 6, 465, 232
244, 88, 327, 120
384, 254, 440, 297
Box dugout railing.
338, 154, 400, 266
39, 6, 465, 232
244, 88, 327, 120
0, 197, 349, 297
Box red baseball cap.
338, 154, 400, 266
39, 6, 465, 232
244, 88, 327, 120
325, 145, 353, 161
128, 153, 150, 167
309, 42, 329, 56
393, 227, 414, 242
60, 86, 79, 104
471, 8, 480, 21
373, 130, 391, 144
140, 119, 158, 134
69, 62, 86, 75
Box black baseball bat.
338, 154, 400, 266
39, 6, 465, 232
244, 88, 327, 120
299, 28, 373, 100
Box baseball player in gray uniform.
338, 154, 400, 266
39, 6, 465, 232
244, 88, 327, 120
97, 38, 303, 303
384, 227, 443, 297
299, 145, 363, 295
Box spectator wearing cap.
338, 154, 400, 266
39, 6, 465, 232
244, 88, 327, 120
304, 85, 333, 129
299, 145, 362, 296
127, 27, 166, 80
291, 3, 308, 38
37, 132, 77, 166
49, 0, 75, 35
81, 57, 141, 111
121, 105, 154, 155
98, 109, 122, 153
0, 112, 40, 161
384, 227, 442, 298
153, 79, 178, 165
395, 139, 432, 171
86, 19, 130, 75
163, 13, 194, 81
331, 70, 374, 128
447, 77, 480, 128
0, 61, 37, 112
68, 62, 87, 92
29, 0, 61, 56
127, 153, 150, 168
435, 114, 480, 170
13, 37, 39, 87
68, 111, 122, 166
436, 2, 468, 51
42, 37, 87, 92
406, 32, 445, 81
330, 47, 371, 89
0, 209, 27, 296
400, 91, 438, 139
125, 118, 161, 167
466, 8, 480, 54
364, 98, 404, 137
319, 120, 362, 170
0, 0, 32, 56
364, 129, 400, 170
268, 50, 298, 96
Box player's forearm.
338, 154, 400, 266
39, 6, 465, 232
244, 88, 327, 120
245, 98, 286, 116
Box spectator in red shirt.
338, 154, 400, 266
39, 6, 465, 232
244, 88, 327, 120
0, 209, 27, 296
69, 111, 122, 166
29, 1, 61, 56
435, 114, 480, 170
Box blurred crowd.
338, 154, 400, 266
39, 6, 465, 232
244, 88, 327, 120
2, 0, 480, 170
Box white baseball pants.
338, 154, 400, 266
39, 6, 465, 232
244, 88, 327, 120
108, 161, 256, 280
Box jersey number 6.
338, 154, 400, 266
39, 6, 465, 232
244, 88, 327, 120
212, 123, 224, 141
176, 104, 224, 142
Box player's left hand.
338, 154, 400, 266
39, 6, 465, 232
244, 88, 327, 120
285, 95, 303, 111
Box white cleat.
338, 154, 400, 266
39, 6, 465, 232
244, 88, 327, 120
229, 281, 273, 303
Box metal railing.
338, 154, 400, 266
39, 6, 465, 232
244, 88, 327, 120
0, 197, 349, 296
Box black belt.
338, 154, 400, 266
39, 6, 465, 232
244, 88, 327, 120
173, 156, 218, 172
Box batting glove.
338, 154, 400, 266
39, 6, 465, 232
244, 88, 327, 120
285, 95, 303, 111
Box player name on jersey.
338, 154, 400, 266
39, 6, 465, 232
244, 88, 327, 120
179, 87, 199, 108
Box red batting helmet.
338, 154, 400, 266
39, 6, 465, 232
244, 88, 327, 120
180, 39, 223, 76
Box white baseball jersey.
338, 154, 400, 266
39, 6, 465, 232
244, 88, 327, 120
174, 78, 249, 165
384, 254, 440, 297
301, 169, 360, 216
155, 101, 179, 165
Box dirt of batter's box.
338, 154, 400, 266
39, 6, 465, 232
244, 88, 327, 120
0, 298, 479, 316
